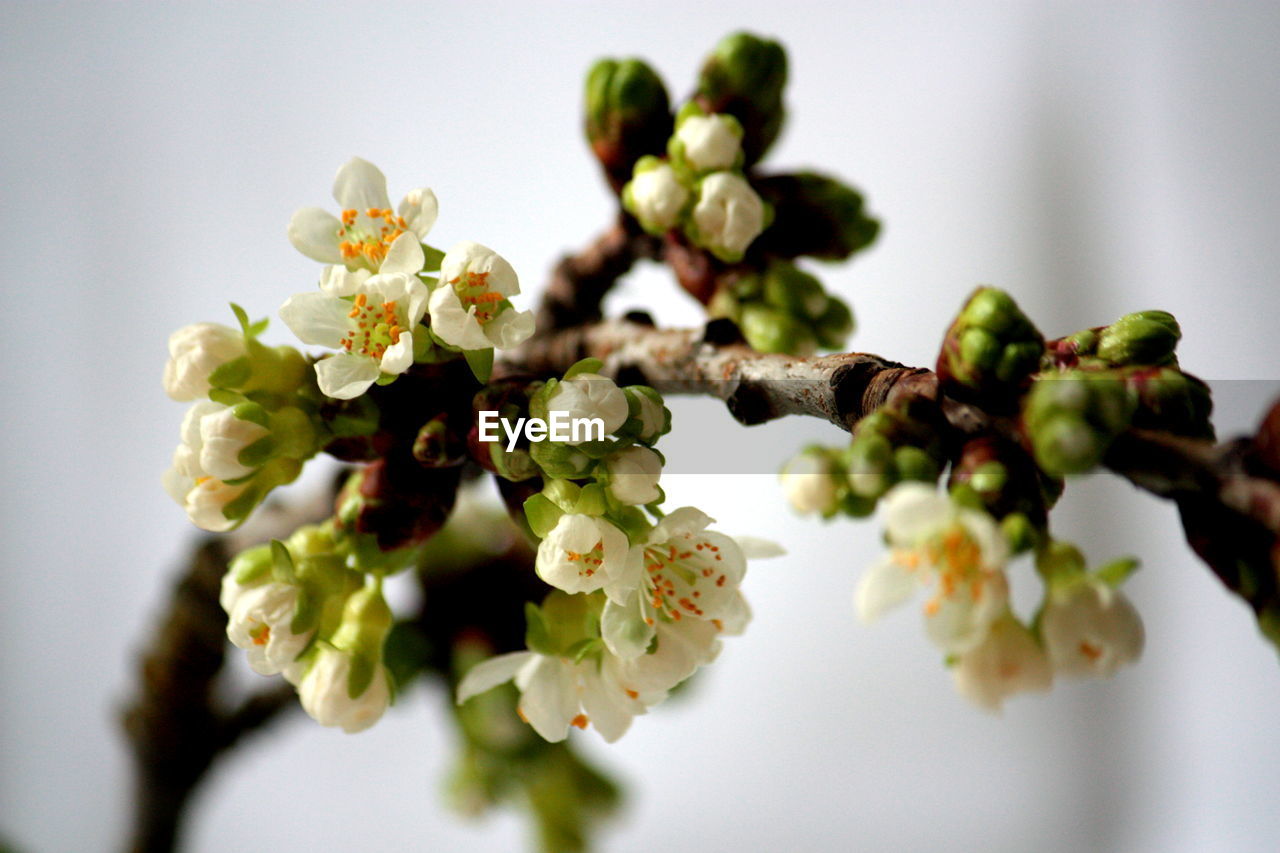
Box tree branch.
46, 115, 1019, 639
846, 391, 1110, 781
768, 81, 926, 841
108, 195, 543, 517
534, 216, 662, 333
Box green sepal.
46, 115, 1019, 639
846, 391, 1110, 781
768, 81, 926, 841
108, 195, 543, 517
528, 440, 595, 480
347, 652, 377, 700
238, 435, 276, 470
525, 601, 554, 655
247, 317, 269, 338
566, 637, 602, 665
375, 372, 398, 386
542, 479, 583, 513
230, 302, 252, 334
231, 400, 270, 428
464, 348, 495, 384
269, 539, 295, 580
611, 506, 653, 545
208, 355, 252, 390
1094, 556, 1140, 588
207, 388, 246, 408
290, 582, 321, 635
228, 544, 272, 587
573, 483, 609, 517
524, 493, 566, 539
564, 358, 604, 379
421, 244, 445, 272
220, 483, 262, 524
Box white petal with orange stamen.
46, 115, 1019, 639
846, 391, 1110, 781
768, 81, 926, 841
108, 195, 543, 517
535, 513, 630, 595
1041, 578, 1144, 678
289, 157, 437, 273
952, 612, 1052, 712
225, 582, 313, 680
430, 241, 533, 351
855, 483, 1011, 655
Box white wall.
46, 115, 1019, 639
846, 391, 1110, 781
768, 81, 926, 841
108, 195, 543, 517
3, 2, 1280, 851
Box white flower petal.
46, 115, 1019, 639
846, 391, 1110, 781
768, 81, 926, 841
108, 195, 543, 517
319, 265, 370, 297
880, 483, 953, 545
735, 536, 786, 559
676, 114, 741, 172
952, 616, 1052, 713
601, 594, 655, 660
440, 241, 520, 297
399, 187, 439, 239
456, 651, 536, 704
379, 333, 414, 376
717, 590, 752, 636
288, 207, 345, 264
279, 292, 351, 348
314, 353, 381, 400
855, 556, 917, 623
517, 656, 577, 743
484, 307, 535, 350
380, 231, 426, 276
332, 156, 391, 212
428, 285, 491, 350
580, 664, 636, 743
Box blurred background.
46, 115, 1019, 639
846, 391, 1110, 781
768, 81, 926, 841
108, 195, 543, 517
3, 1, 1280, 851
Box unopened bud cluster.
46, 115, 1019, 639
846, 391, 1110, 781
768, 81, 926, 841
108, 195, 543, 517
708, 261, 854, 354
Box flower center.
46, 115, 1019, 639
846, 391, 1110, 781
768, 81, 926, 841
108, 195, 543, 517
250, 622, 271, 646
340, 292, 404, 361
921, 525, 991, 616
642, 537, 727, 622
564, 540, 605, 578
450, 271, 504, 325
338, 207, 408, 268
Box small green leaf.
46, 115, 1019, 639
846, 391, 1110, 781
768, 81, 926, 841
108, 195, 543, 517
564, 358, 604, 379
208, 356, 251, 390
421, 244, 445, 271
525, 602, 553, 655
229, 302, 252, 334
347, 652, 376, 700
1094, 557, 1140, 588
464, 348, 494, 384
574, 483, 608, 517
248, 317, 270, 337
208, 388, 245, 408
524, 494, 565, 538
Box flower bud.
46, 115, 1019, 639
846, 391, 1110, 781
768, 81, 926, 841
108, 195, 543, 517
584, 58, 672, 192
225, 581, 314, 682
937, 288, 1044, 404
688, 172, 769, 262
604, 446, 663, 505
544, 373, 630, 440
738, 303, 814, 355
413, 414, 467, 468
1023, 372, 1135, 476
752, 172, 880, 262
761, 262, 828, 320
624, 386, 670, 445
846, 432, 895, 498
669, 108, 743, 173
1041, 577, 1144, 678
1096, 310, 1181, 367
779, 446, 842, 517
951, 613, 1052, 712
813, 296, 855, 351
622, 157, 691, 234
298, 644, 392, 733
198, 403, 271, 481
163, 322, 246, 401
695, 31, 788, 165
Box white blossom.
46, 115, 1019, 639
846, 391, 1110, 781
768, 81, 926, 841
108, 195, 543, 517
163, 323, 246, 401
535, 513, 631, 595
428, 241, 534, 351
625, 162, 690, 232
1041, 578, 1144, 678
605, 446, 663, 505
224, 581, 313, 683
546, 373, 630, 441
197, 404, 269, 481
855, 483, 1009, 655
674, 113, 742, 172
279, 269, 429, 399
288, 157, 437, 272
691, 172, 766, 260
599, 507, 748, 659
297, 645, 392, 734
952, 613, 1052, 712
779, 450, 840, 516
162, 401, 256, 531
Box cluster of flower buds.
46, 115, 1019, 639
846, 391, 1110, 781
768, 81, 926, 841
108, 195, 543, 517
622, 102, 773, 262
707, 261, 854, 354
162, 307, 320, 531
856, 484, 1144, 711
459, 362, 779, 741
221, 525, 397, 732
781, 399, 945, 519
936, 287, 1045, 405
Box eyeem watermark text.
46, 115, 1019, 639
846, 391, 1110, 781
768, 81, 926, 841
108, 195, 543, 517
477, 411, 605, 450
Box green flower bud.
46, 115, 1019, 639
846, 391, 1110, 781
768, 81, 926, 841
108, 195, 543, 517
893, 445, 939, 483
706, 287, 741, 322
937, 287, 1044, 402
695, 31, 788, 164
847, 432, 895, 498
762, 262, 829, 320
414, 414, 465, 468
752, 172, 880, 261
1024, 372, 1136, 476
814, 296, 855, 351
1035, 540, 1087, 584
584, 58, 672, 192
738, 302, 815, 355
1124, 366, 1214, 439
1000, 513, 1036, 554
328, 585, 394, 698
1097, 310, 1181, 366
